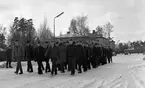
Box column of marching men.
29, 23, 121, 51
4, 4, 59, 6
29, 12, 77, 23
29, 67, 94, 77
9, 39, 113, 75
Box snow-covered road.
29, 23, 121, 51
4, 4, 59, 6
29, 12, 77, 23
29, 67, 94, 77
0, 54, 145, 88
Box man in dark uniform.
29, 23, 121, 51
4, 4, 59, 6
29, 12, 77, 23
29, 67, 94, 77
102, 46, 107, 65
64, 41, 69, 70
100, 45, 106, 65
90, 43, 94, 68
83, 43, 88, 72
95, 44, 102, 67
87, 43, 92, 70
6, 45, 13, 68
75, 42, 84, 73
58, 42, 67, 73
50, 42, 59, 75
66, 40, 76, 75
25, 41, 33, 72
94, 44, 99, 67
12, 40, 23, 74
108, 46, 113, 63
44, 41, 51, 73
92, 43, 98, 68
34, 41, 44, 74
106, 46, 110, 63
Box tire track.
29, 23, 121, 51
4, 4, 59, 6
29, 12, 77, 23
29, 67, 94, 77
82, 74, 128, 88
129, 63, 145, 88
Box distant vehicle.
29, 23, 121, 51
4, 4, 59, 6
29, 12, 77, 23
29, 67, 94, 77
124, 52, 129, 55
124, 48, 134, 55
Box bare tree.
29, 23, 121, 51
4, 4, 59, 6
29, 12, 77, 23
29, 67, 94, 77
0, 25, 6, 35
0, 25, 7, 48
104, 22, 113, 38
68, 15, 90, 36
96, 26, 104, 37
7, 25, 15, 45
37, 17, 52, 42
69, 18, 78, 35
76, 15, 90, 35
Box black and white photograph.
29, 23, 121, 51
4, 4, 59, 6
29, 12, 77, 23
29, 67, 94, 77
0, 0, 144, 88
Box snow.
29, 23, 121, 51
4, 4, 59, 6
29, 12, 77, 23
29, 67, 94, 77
0, 54, 145, 88
129, 59, 145, 88
0, 61, 6, 68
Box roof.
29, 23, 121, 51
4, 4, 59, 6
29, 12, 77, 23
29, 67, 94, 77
56, 32, 111, 41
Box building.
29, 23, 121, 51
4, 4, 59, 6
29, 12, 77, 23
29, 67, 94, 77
56, 31, 115, 50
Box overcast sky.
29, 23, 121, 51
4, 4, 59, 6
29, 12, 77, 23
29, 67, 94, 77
0, 0, 144, 42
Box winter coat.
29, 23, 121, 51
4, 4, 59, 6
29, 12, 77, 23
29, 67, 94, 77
6, 48, 12, 60
102, 47, 106, 57
44, 46, 50, 61
96, 47, 102, 57
76, 45, 84, 61
92, 46, 97, 57
83, 46, 88, 60
58, 44, 66, 64
108, 48, 113, 57
88, 47, 93, 58
50, 46, 59, 62
25, 45, 34, 60
34, 46, 45, 61
12, 45, 23, 60
66, 44, 76, 58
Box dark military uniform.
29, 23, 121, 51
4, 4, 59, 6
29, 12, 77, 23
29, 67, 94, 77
50, 44, 59, 75
100, 47, 105, 65
92, 45, 97, 68
12, 44, 23, 74
25, 44, 33, 72
108, 47, 113, 63
66, 42, 76, 75
87, 46, 92, 69
58, 43, 67, 73
76, 44, 84, 73
102, 47, 107, 65
34, 45, 45, 74
90, 45, 94, 68
6, 46, 12, 68
95, 45, 101, 67
44, 45, 51, 73
83, 46, 88, 72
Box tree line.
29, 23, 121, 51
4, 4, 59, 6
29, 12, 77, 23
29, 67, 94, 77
0, 15, 114, 49
116, 41, 145, 53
